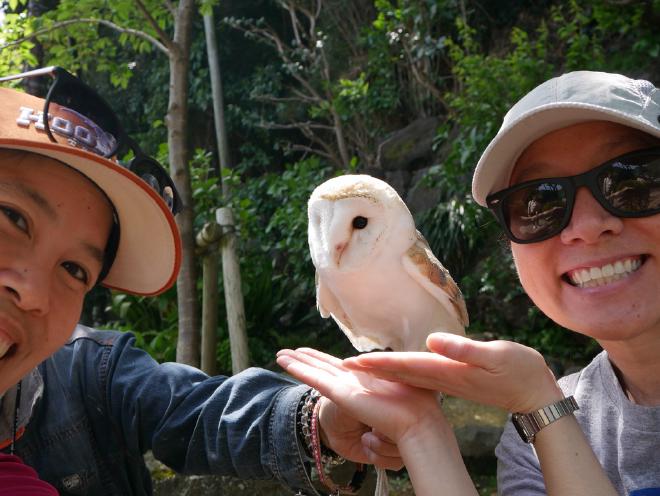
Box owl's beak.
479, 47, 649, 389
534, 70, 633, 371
333, 242, 347, 267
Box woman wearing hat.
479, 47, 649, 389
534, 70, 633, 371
0, 69, 406, 496
279, 70, 660, 495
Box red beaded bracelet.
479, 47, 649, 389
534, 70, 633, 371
310, 399, 367, 495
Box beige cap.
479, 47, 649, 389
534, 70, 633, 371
472, 71, 660, 206
0, 87, 181, 296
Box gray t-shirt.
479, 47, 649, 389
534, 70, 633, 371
496, 351, 660, 495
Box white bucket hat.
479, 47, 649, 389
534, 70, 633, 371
472, 71, 660, 206
0, 87, 181, 296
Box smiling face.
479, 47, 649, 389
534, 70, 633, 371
0, 150, 113, 395
509, 121, 660, 344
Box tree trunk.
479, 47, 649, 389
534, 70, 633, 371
217, 208, 249, 373
169, 0, 200, 367
203, 10, 250, 374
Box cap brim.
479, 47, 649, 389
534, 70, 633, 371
0, 139, 181, 296
472, 103, 660, 206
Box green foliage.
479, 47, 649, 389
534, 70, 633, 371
0, 0, 172, 85
105, 289, 179, 363
229, 157, 349, 364
414, 0, 660, 364
12, 0, 660, 372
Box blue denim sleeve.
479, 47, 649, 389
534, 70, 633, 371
100, 331, 320, 494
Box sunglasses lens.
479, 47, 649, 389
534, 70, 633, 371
129, 158, 181, 214
599, 153, 660, 213
48, 79, 120, 157
503, 182, 568, 241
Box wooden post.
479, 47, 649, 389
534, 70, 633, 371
196, 222, 222, 376
203, 9, 249, 374
216, 207, 249, 373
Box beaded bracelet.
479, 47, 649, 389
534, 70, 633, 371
298, 389, 344, 466
311, 399, 367, 495
296, 389, 367, 495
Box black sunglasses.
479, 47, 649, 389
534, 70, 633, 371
0, 66, 182, 215
486, 147, 660, 243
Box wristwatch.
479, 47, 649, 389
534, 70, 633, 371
512, 396, 579, 444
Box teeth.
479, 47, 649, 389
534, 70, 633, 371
0, 340, 11, 359
568, 257, 643, 288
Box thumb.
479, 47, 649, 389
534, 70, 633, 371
426, 333, 504, 371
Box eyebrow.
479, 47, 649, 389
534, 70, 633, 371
0, 181, 57, 220
0, 181, 105, 266
83, 242, 106, 266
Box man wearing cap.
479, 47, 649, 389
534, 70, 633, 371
325, 70, 660, 495
0, 70, 401, 496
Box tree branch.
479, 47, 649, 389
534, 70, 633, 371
259, 120, 335, 131
0, 18, 170, 56
288, 143, 333, 160
253, 93, 319, 104
163, 0, 176, 16
134, 0, 176, 52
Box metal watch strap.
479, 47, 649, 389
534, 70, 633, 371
512, 396, 579, 444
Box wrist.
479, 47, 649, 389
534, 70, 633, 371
512, 395, 579, 444
518, 366, 564, 414
317, 396, 336, 452
399, 407, 450, 449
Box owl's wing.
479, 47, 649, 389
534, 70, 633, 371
402, 230, 469, 330
316, 271, 383, 351
316, 270, 352, 324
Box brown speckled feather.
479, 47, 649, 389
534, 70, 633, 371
404, 231, 469, 327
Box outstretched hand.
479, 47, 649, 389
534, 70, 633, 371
343, 333, 564, 414
276, 347, 446, 469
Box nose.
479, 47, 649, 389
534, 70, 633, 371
0, 265, 51, 315
559, 186, 623, 244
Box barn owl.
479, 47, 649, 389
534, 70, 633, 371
307, 174, 468, 352
307, 174, 469, 495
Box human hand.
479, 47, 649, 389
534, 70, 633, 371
276, 347, 447, 469
343, 333, 564, 414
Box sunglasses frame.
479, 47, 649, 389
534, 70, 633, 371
486, 146, 660, 244
0, 66, 182, 215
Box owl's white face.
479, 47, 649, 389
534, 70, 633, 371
308, 175, 414, 272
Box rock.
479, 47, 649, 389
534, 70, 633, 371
153, 473, 295, 496
376, 117, 439, 171
405, 167, 443, 215
443, 396, 509, 459
383, 169, 412, 198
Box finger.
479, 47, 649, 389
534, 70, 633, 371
371, 429, 395, 445
363, 449, 404, 471
361, 431, 399, 459
345, 353, 495, 399
289, 348, 347, 377
345, 352, 459, 384
296, 347, 346, 369
276, 354, 337, 393
426, 333, 507, 371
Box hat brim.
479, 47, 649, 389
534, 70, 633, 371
0, 139, 181, 296
471, 103, 660, 206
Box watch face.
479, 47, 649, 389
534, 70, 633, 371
512, 414, 533, 443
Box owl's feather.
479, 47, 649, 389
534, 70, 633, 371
308, 174, 468, 353
308, 174, 468, 496
403, 230, 469, 329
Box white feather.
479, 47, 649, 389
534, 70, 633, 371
307, 174, 469, 496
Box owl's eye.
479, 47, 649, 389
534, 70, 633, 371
352, 216, 368, 229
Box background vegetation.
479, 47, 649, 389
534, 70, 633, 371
1, 0, 659, 491
2, 0, 659, 373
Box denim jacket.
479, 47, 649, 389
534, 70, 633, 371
2, 325, 320, 496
